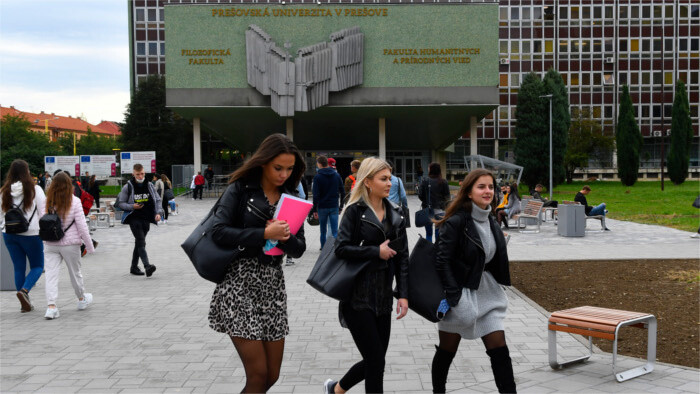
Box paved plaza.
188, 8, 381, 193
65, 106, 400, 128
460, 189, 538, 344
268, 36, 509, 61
1, 196, 698, 393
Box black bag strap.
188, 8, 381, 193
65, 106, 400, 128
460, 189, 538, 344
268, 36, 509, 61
63, 219, 75, 232
427, 181, 432, 209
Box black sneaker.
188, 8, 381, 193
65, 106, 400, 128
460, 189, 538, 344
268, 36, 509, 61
17, 290, 33, 312
145, 265, 157, 277
130, 268, 145, 276
285, 258, 295, 266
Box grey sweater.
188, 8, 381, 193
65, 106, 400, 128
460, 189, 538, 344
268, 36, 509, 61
471, 204, 496, 264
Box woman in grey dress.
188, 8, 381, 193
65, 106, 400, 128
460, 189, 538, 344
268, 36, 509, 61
432, 168, 516, 393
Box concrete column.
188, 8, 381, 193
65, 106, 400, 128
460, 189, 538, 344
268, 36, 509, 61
193, 117, 202, 173
494, 139, 500, 160
470, 116, 478, 170
378, 118, 386, 160
286, 118, 293, 141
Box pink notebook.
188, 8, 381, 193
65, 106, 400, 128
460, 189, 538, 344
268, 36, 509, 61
265, 193, 313, 256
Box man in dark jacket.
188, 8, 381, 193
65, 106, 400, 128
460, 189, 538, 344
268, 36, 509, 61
574, 185, 609, 230
531, 184, 558, 208
204, 166, 214, 190
312, 155, 345, 248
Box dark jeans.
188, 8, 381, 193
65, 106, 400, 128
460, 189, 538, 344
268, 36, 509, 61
193, 185, 203, 200
338, 303, 391, 393
128, 219, 151, 269
3, 233, 44, 292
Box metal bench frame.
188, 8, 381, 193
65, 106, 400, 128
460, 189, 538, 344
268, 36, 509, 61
585, 215, 606, 232
548, 306, 657, 382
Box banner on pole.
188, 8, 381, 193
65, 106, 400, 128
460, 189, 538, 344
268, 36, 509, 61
120, 151, 156, 174
80, 155, 118, 177
45, 156, 80, 177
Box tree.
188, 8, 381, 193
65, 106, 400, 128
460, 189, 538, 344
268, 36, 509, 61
542, 69, 570, 186
564, 116, 615, 183
0, 114, 61, 179
122, 75, 193, 177
615, 85, 643, 186
667, 80, 693, 184
514, 72, 548, 189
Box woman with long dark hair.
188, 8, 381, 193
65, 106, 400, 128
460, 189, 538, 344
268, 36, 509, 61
323, 157, 409, 394
160, 174, 172, 223
42, 172, 95, 319
87, 175, 100, 209
1, 159, 45, 313
209, 133, 307, 393
496, 182, 521, 229
418, 162, 451, 242
431, 168, 516, 393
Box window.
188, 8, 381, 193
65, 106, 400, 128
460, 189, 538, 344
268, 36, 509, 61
148, 8, 156, 21
653, 39, 662, 52
605, 39, 613, 52
500, 40, 508, 54
545, 40, 554, 53
593, 40, 602, 53
642, 39, 651, 52
642, 106, 650, 118
691, 39, 699, 52
653, 106, 661, 118
582, 40, 591, 53
631, 39, 639, 52
603, 74, 614, 85
680, 39, 688, 51
582, 6, 590, 19
573, 40, 580, 53
619, 6, 627, 19
159, 9, 164, 22
653, 72, 662, 85
522, 7, 530, 20
571, 6, 579, 19
630, 6, 639, 19
653, 5, 662, 19
594, 73, 602, 85
665, 39, 673, 52
500, 7, 508, 20
619, 40, 628, 52
680, 6, 688, 18
642, 73, 650, 85
619, 72, 627, 84
500, 74, 508, 87
559, 40, 568, 53
583, 73, 591, 85
160, 43, 165, 56
511, 74, 520, 87
665, 5, 673, 19
511, 41, 519, 54
631, 72, 639, 85
594, 6, 602, 19
678, 72, 688, 83
559, 6, 568, 19
149, 42, 157, 56
136, 9, 145, 21
533, 41, 542, 53
571, 73, 580, 85
533, 7, 542, 20
136, 42, 145, 56
605, 6, 613, 19
511, 7, 519, 20
605, 106, 613, 118
642, 6, 651, 18
499, 107, 509, 120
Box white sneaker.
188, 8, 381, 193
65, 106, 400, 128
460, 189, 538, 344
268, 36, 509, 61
323, 379, 336, 394
45, 307, 60, 319
77, 293, 93, 310
691, 233, 700, 238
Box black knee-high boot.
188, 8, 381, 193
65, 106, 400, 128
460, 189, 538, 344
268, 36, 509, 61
486, 345, 516, 393
431, 345, 457, 393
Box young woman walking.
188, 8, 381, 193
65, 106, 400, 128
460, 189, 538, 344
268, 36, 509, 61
42, 172, 95, 319
432, 168, 516, 393
160, 174, 172, 223
209, 133, 307, 393
1, 159, 46, 312
324, 157, 410, 394
87, 175, 101, 209
418, 162, 451, 242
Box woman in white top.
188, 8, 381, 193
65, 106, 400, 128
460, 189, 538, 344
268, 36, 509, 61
41, 172, 95, 319
1, 159, 46, 313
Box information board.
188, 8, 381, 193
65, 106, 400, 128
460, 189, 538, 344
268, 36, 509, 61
44, 156, 80, 177
120, 151, 157, 174
80, 155, 117, 177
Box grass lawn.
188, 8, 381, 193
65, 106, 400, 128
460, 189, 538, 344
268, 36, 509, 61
531, 181, 699, 233
98, 185, 189, 197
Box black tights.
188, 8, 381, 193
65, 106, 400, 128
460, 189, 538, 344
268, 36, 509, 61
162, 199, 169, 220
338, 304, 391, 393
231, 336, 285, 393
437, 329, 506, 353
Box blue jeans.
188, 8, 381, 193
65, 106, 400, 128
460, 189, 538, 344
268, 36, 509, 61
2, 233, 44, 292
424, 213, 444, 243
318, 207, 339, 248
588, 203, 607, 216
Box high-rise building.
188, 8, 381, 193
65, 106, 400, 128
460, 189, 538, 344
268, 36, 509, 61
129, 0, 699, 181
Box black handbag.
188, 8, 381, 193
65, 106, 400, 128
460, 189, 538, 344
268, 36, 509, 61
181, 195, 244, 284
164, 188, 175, 201
307, 223, 370, 301
306, 211, 320, 226
401, 204, 411, 228
400, 236, 444, 323
415, 181, 434, 227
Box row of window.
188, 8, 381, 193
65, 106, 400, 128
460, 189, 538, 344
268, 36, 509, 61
135, 8, 164, 22
500, 5, 700, 21
500, 71, 700, 89
500, 38, 699, 56
496, 103, 700, 121
136, 42, 165, 56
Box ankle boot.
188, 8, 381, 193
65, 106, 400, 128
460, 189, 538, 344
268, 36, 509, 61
431, 345, 457, 393
486, 346, 516, 393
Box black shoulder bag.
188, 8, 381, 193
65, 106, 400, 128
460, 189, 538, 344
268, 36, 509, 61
181, 185, 245, 284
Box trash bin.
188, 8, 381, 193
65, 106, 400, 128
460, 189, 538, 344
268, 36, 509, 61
557, 204, 585, 237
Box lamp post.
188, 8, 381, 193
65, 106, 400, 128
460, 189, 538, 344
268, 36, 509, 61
539, 94, 554, 200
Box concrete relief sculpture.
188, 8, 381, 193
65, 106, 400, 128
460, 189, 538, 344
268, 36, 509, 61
245, 25, 364, 116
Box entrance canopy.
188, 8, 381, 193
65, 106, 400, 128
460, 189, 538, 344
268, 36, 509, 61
165, 3, 499, 152
464, 155, 523, 185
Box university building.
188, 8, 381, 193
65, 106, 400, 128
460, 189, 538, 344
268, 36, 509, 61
129, 0, 699, 184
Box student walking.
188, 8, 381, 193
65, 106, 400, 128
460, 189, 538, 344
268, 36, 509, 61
418, 162, 451, 242
87, 175, 101, 209
1, 159, 45, 313
432, 169, 516, 394
312, 155, 345, 248
117, 164, 163, 277
209, 134, 307, 393
323, 157, 409, 394
160, 174, 173, 223
153, 174, 165, 222
41, 172, 95, 319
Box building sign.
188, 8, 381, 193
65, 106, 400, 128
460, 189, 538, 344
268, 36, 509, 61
120, 151, 157, 174
44, 156, 80, 177
80, 155, 117, 177
165, 4, 498, 92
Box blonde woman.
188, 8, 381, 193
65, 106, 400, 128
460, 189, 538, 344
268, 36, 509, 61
323, 157, 409, 394
41, 172, 94, 319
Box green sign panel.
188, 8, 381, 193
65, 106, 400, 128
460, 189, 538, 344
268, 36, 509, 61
165, 4, 498, 90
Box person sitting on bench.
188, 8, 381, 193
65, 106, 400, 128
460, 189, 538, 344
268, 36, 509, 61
531, 184, 558, 208
574, 185, 610, 231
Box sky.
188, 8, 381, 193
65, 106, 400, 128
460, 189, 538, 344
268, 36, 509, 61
0, 0, 129, 125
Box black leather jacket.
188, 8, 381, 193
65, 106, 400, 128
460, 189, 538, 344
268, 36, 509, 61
335, 199, 409, 300
211, 178, 306, 264
434, 209, 511, 307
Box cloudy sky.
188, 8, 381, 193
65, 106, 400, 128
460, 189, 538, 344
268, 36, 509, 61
0, 0, 129, 124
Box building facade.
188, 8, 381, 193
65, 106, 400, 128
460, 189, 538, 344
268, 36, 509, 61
1, 106, 121, 141
129, 0, 699, 182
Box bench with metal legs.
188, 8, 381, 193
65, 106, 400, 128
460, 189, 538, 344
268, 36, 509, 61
548, 306, 656, 382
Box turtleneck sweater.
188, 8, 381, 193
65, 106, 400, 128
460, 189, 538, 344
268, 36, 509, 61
471, 204, 496, 264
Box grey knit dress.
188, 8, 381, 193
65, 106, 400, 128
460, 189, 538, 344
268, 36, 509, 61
437, 204, 509, 339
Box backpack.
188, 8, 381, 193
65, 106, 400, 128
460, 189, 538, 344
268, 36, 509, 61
78, 186, 94, 215
114, 182, 133, 210
39, 211, 75, 241
3, 199, 36, 234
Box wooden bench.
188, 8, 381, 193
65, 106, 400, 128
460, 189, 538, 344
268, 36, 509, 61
548, 306, 656, 382
514, 199, 544, 233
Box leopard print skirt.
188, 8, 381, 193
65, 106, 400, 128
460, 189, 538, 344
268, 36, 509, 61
209, 257, 288, 341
